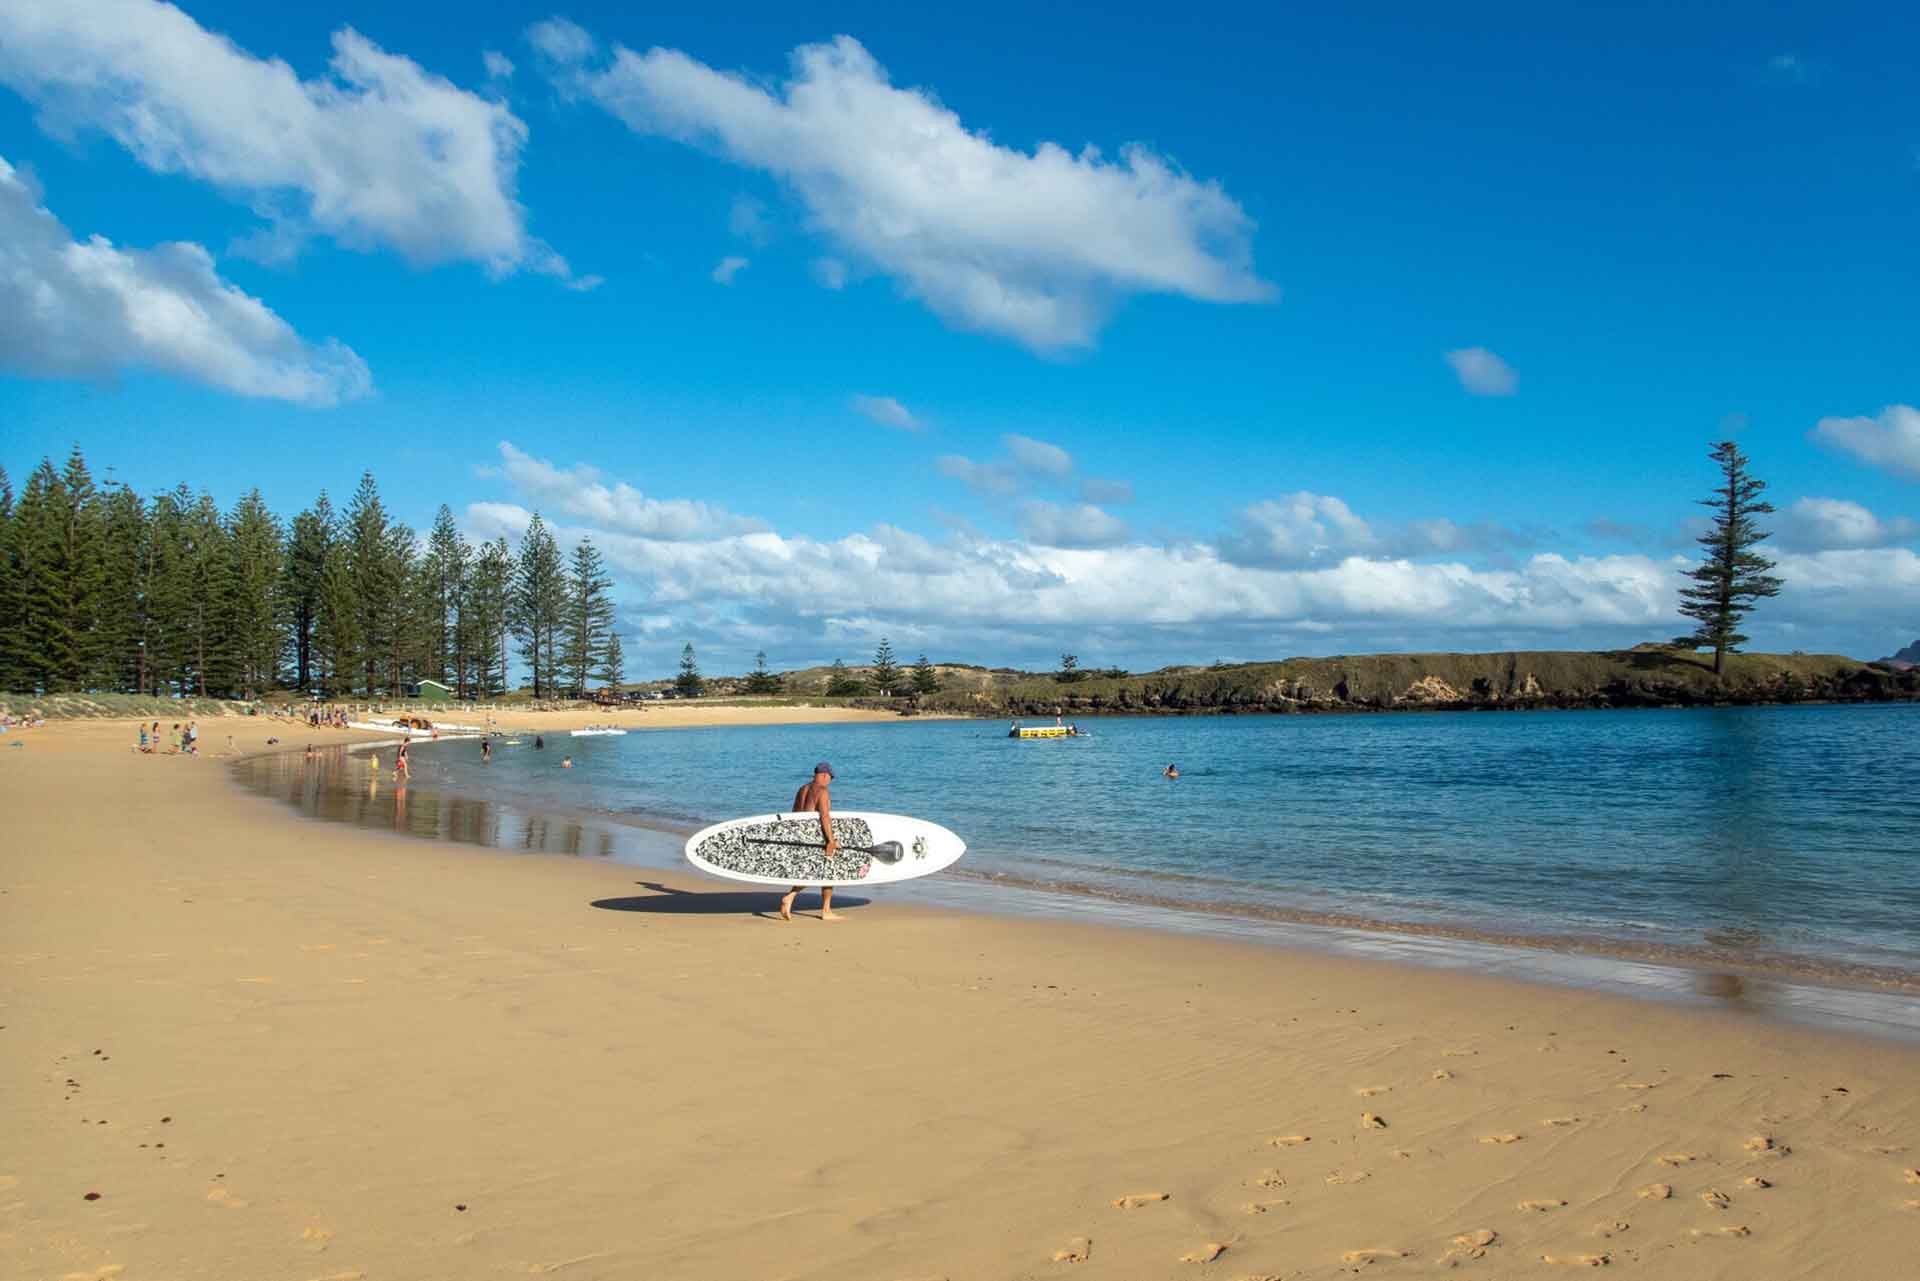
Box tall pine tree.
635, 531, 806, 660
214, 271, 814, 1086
228, 490, 284, 697
1674, 441, 1783, 676
280, 494, 334, 693
562, 537, 614, 697
511, 514, 565, 698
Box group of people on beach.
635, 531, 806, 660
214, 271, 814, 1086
136, 721, 199, 755
307, 706, 352, 730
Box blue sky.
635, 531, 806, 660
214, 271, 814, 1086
3, 0, 1918, 674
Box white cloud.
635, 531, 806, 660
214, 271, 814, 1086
727, 194, 769, 245
469, 446, 1920, 667
1219, 493, 1377, 567
1004, 433, 1074, 479
0, 154, 370, 405
1445, 346, 1518, 396
710, 255, 749, 285
1810, 404, 1920, 480
936, 454, 1021, 497
851, 394, 919, 431
811, 257, 848, 290
482, 50, 515, 81
0, 0, 578, 280
534, 28, 1273, 351
1778, 497, 1918, 550
489, 442, 763, 539
526, 16, 596, 67
1020, 501, 1129, 548
1081, 476, 1135, 505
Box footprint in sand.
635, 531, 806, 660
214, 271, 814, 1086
1340, 1247, 1408, 1264
1743, 1135, 1789, 1157
1051, 1237, 1092, 1263
1656, 1153, 1700, 1168
1903, 1169, 1920, 1185
1699, 1189, 1730, 1210
1541, 1252, 1610, 1267
301, 1225, 332, 1246
1443, 1228, 1499, 1261
205, 1186, 248, 1209
1113, 1192, 1169, 1209
1543, 1116, 1581, 1127
1270, 1134, 1311, 1147
1518, 1198, 1567, 1212
1432, 1069, 1455, 1081
1591, 1220, 1631, 1238
1360, 1112, 1388, 1129
1637, 1183, 1673, 1200
1181, 1243, 1228, 1263
1325, 1170, 1371, 1186
1442, 1048, 1477, 1058
1356, 1086, 1392, 1098
1903, 1200, 1920, 1211
1243, 1199, 1288, 1215
1690, 1224, 1750, 1239
1617, 1082, 1658, 1091
1618, 1103, 1649, 1114
1249, 1170, 1287, 1189
1741, 1176, 1772, 1190
1481, 1133, 1525, 1145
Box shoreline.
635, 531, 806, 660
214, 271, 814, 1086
8, 715, 1920, 1279
231, 727, 1920, 1031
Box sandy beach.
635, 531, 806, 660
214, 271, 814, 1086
4, 715, 1918, 1281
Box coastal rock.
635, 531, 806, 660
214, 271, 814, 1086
1398, 675, 1466, 705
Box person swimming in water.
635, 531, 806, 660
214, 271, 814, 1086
534, 735, 544, 749
1164, 763, 1179, 778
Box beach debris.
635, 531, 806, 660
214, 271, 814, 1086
1180, 1242, 1228, 1263
1340, 1247, 1408, 1263
83, 1191, 101, 1201
455, 1204, 468, 1212
1050, 1236, 1091, 1263
1112, 1192, 1168, 1209
1360, 1112, 1387, 1129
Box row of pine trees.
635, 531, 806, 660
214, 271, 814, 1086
0, 448, 622, 701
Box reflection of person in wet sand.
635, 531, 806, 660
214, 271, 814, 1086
777, 761, 843, 923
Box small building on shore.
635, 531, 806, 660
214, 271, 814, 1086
405, 679, 454, 704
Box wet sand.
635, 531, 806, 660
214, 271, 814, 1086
4, 716, 1918, 1280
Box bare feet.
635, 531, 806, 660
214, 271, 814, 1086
776, 890, 797, 921
821, 909, 844, 921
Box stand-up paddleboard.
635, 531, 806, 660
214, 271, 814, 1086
684, 811, 965, 887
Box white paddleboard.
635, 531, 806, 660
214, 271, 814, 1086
684, 811, 965, 887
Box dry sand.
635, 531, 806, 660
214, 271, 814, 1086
4, 716, 1917, 1281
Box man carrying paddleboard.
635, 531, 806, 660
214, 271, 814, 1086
778, 761, 843, 922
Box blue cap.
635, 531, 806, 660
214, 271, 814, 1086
813, 760, 834, 777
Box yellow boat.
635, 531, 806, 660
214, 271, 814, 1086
1009, 725, 1071, 739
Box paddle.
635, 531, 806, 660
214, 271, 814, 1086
744, 836, 906, 864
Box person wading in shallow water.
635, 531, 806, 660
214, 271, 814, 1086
777, 761, 843, 923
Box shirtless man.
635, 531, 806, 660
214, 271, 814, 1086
777, 761, 842, 922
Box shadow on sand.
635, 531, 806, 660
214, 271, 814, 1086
591, 881, 872, 917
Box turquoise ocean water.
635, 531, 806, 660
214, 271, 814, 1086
235, 704, 1920, 994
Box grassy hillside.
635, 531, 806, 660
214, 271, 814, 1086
922, 647, 1917, 715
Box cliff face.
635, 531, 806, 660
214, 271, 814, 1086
1881, 639, 1920, 669
925, 649, 1920, 716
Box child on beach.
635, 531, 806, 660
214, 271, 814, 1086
138, 725, 149, 753
394, 740, 410, 782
